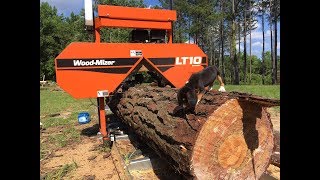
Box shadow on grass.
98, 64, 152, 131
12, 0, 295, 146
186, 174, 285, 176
81, 124, 99, 137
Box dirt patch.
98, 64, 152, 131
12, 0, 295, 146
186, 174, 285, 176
41, 137, 119, 180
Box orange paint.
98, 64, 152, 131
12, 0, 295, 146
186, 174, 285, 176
97, 5, 177, 22
54, 5, 208, 142
98, 97, 108, 140
55, 43, 207, 98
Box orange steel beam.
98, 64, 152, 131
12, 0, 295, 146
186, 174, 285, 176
98, 5, 176, 22
95, 28, 100, 43
167, 30, 173, 43
93, 5, 177, 43
98, 97, 108, 141
95, 18, 172, 30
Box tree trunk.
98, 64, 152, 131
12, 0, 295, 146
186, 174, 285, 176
238, 22, 241, 83
243, 2, 247, 84
218, 34, 221, 69
188, 18, 191, 43
213, 45, 216, 66
261, 1, 265, 85
232, 0, 240, 85
212, 34, 215, 66
210, 47, 213, 66
214, 35, 219, 68
274, 17, 278, 84
237, 21, 241, 82
109, 84, 279, 179
270, 0, 275, 85
238, 22, 241, 58
249, 0, 252, 84
177, 14, 181, 42
234, 47, 240, 85
220, 0, 225, 81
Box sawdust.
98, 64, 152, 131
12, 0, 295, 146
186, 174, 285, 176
130, 169, 159, 179
261, 164, 280, 180
267, 164, 280, 179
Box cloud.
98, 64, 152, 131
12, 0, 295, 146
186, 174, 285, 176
250, 31, 262, 39
250, 29, 271, 40
252, 41, 262, 47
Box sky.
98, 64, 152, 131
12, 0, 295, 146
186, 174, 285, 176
40, 0, 280, 59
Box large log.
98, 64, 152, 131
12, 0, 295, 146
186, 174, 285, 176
109, 84, 280, 179
271, 131, 280, 167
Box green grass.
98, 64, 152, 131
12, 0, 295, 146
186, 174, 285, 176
48, 127, 81, 148
41, 88, 97, 128
223, 85, 280, 112
41, 87, 97, 157
40, 142, 48, 160
97, 141, 112, 153
43, 112, 78, 128
43, 161, 78, 180
224, 85, 280, 99
40, 89, 95, 116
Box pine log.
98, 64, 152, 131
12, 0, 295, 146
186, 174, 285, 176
271, 130, 280, 167
109, 84, 280, 179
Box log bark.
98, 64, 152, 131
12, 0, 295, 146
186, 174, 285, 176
109, 84, 280, 179
271, 130, 280, 167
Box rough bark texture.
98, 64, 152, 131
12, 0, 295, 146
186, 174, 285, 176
271, 130, 280, 167
109, 84, 280, 179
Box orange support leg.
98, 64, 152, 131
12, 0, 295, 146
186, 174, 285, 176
95, 28, 100, 43
97, 97, 109, 141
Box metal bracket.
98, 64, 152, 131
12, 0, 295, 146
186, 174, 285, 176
97, 90, 109, 97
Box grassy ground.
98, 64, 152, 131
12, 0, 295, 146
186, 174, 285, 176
43, 161, 78, 180
40, 85, 97, 164
224, 85, 280, 99
224, 85, 280, 112
40, 89, 95, 117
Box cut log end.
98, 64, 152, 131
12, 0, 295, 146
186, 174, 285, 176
109, 84, 276, 179
191, 99, 274, 179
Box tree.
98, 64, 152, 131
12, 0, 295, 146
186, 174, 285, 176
243, 0, 247, 83
259, 0, 266, 84
268, 0, 275, 84
219, 0, 226, 80
246, 0, 259, 84
249, 0, 252, 84
230, 0, 240, 85
273, 0, 280, 83
40, 2, 69, 80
